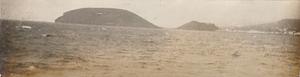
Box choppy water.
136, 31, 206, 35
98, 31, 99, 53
1, 22, 300, 77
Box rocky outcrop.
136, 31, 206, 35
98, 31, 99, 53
55, 8, 159, 28
177, 21, 219, 31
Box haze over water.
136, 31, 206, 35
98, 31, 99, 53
1, 0, 300, 77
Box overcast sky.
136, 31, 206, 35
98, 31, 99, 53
1, 0, 300, 28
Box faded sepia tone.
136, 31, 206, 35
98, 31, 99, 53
0, 0, 300, 77
1, 0, 300, 27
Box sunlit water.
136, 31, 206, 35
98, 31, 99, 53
2, 24, 300, 77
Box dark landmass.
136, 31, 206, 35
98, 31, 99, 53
177, 21, 219, 31
55, 8, 160, 28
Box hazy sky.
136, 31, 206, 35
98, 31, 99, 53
1, 0, 300, 28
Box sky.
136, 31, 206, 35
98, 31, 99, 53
1, 0, 300, 28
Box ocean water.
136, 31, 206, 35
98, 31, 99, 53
1, 22, 300, 77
